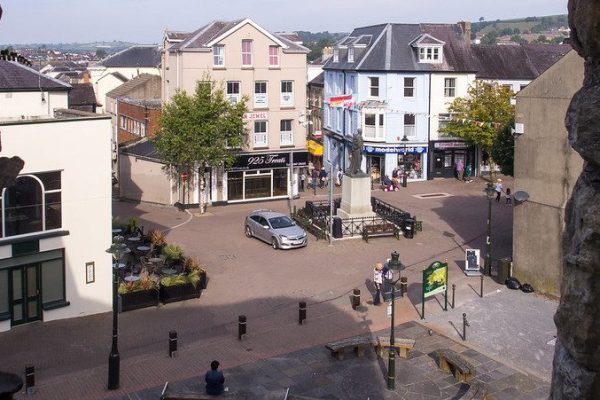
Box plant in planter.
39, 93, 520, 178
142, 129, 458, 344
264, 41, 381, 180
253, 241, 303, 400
118, 271, 159, 312
162, 244, 184, 267
126, 217, 140, 236
159, 271, 203, 303
148, 229, 166, 254
183, 257, 208, 289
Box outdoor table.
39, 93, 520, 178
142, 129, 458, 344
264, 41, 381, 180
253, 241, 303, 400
112, 228, 122, 235
124, 275, 140, 282
127, 236, 141, 242
137, 245, 150, 252
0, 371, 23, 399
161, 268, 177, 276
117, 262, 126, 269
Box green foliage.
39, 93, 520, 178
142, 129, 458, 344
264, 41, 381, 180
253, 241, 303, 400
533, 35, 548, 44
440, 81, 514, 177
491, 121, 515, 176
160, 274, 188, 287
118, 279, 158, 294
510, 35, 527, 45
154, 75, 248, 178
126, 217, 139, 235
162, 244, 184, 263
480, 31, 498, 45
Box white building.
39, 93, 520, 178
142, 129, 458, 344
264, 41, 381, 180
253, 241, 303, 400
0, 59, 112, 331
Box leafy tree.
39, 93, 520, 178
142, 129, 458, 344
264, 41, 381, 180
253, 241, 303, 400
154, 76, 248, 211
534, 35, 548, 44
479, 17, 485, 22
95, 49, 107, 59
491, 118, 515, 176
439, 81, 514, 180
510, 35, 527, 44
480, 31, 498, 45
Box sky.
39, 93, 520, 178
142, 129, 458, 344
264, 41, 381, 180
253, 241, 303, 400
0, 0, 568, 45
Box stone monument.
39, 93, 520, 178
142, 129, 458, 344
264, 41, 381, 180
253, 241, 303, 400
551, 1, 600, 398
337, 130, 375, 219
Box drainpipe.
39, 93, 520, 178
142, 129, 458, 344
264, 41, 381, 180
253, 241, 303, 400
427, 73, 432, 180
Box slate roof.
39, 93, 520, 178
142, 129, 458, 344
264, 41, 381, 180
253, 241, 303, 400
68, 83, 97, 106
471, 44, 571, 80
120, 139, 163, 162
167, 18, 308, 53
106, 73, 161, 99
165, 31, 191, 42
309, 71, 324, 86
0, 60, 71, 92
95, 45, 161, 68
325, 23, 475, 72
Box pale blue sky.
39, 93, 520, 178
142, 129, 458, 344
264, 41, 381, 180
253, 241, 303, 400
0, 0, 568, 44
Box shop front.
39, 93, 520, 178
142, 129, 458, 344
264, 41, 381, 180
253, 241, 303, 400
429, 140, 477, 179
363, 144, 428, 183
225, 151, 308, 203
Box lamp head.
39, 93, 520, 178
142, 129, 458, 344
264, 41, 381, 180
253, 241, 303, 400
389, 251, 404, 271
484, 182, 495, 199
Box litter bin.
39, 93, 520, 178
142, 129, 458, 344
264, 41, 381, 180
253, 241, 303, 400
495, 257, 512, 284
403, 218, 415, 239
332, 217, 343, 239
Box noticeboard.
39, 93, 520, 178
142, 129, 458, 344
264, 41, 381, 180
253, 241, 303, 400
421, 261, 448, 319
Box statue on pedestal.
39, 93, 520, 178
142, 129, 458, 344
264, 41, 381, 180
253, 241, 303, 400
348, 130, 367, 177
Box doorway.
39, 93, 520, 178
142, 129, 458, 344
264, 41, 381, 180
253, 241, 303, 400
9, 265, 41, 326
367, 156, 383, 185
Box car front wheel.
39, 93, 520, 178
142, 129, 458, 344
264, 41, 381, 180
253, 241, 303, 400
271, 237, 279, 249
245, 225, 253, 238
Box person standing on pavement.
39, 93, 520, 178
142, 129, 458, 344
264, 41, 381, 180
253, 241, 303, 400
456, 159, 464, 181
205, 360, 226, 396
495, 179, 503, 203
319, 167, 328, 188
300, 171, 306, 192
381, 261, 393, 301
310, 168, 318, 195
373, 263, 383, 305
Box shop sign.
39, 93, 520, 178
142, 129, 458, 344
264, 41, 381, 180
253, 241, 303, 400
434, 141, 466, 149
243, 112, 269, 120
229, 152, 308, 171
364, 145, 428, 155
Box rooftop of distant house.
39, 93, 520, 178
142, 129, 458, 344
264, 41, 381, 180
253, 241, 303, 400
0, 58, 71, 92
93, 45, 161, 68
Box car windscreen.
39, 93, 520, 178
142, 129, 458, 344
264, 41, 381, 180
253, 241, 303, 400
268, 216, 294, 229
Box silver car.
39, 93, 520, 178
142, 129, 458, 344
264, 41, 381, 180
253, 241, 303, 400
244, 210, 307, 249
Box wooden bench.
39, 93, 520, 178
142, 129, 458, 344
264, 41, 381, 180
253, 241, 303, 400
436, 349, 476, 383
325, 336, 372, 360
374, 337, 415, 358
361, 223, 400, 242
459, 381, 487, 400
160, 382, 232, 400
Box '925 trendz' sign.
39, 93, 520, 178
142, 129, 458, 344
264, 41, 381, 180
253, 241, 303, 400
247, 154, 286, 166
229, 152, 308, 171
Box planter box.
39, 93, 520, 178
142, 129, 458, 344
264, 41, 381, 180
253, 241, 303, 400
160, 282, 202, 304
120, 289, 159, 312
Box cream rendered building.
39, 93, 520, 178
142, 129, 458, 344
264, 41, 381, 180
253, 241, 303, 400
163, 18, 309, 204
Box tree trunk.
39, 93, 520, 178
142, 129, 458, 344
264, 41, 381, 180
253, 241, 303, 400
198, 164, 206, 214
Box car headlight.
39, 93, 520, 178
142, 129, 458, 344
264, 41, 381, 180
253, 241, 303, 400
279, 235, 289, 241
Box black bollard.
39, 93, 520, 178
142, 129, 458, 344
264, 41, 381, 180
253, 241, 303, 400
238, 315, 247, 340
168, 331, 178, 358
480, 274, 484, 298
452, 284, 456, 309
400, 277, 408, 297
299, 301, 307, 325
462, 313, 469, 341
351, 288, 361, 310
25, 365, 35, 394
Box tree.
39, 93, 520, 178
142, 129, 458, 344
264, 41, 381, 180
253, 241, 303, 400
439, 81, 514, 180
479, 17, 485, 22
95, 49, 107, 59
154, 76, 248, 211
491, 119, 515, 176
480, 31, 498, 45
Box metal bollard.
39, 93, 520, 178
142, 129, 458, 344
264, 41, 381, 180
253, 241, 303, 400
462, 313, 469, 341
169, 331, 178, 358
299, 301, 307, 325
452, 284, 456, 309
480, 274, 484, 298
25, 365, 35, 394
400, 277, 408, 297
351, 288, 361, 310
238, 315, 247, 340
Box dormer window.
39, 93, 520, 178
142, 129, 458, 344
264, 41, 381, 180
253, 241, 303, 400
348, 47, 354, 63
333, 48, 339, 63
419, 46, 441, 62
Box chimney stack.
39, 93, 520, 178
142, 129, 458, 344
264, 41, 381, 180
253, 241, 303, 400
458, 21, 472, 44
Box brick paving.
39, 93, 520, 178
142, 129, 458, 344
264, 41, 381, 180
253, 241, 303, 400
0, 176, 555, 399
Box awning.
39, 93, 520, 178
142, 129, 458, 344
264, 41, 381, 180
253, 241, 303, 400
306, 140, 323, 156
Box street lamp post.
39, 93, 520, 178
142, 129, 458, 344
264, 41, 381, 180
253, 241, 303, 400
483, 183, 495, 276
105, 236, 130, 390
401, 135, 409, 187
386, 251, 405, 390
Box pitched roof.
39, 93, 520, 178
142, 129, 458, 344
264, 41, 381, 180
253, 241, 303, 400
95, 45, 161, 68
325, 23, 475, 72
68, 83, 97, 106
309, 71, 324, 86
120, 139, 163, 162
0, 60, 71, 92
164, 31, 191, 42
471, 44, 571, 80
168, 18, 308, 54
106, 73, 161, 99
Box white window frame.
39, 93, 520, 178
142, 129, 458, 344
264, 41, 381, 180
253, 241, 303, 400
242, 40, 253, 67
418, 46, 442, 63
269, 46, 279, 67
369, 77, 379, 97
253, 120, 268, 147
444, 78, 456, 97
213, 45, 225, 67
280, 119, 293, 146
404, 114, 416, 137
254, 81, 268, 108
363, 111, 385, 141
280, 81, 294, 107
333, 48, 339, 62
348, 47, 354, 62
404, 77, 415, 97
226, 81, 241, 103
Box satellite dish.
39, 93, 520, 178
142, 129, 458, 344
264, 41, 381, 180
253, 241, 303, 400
514, 191, 529, 203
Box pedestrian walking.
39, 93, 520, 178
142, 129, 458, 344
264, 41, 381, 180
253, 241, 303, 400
456, 159, 464, 181
319, 167, 328, 188
495, 179, 503, 202
373, 263, 383, 305
310, 168, 318, 195
300, 171, 306, 192
205, 360, 226, 396
505, 187, 512, 205
465, 164, 473, 182
335, 168, 342, 186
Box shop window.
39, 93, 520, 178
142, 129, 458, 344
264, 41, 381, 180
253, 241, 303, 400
1, 172, 62, 238
398, 153, 423, 179
227, 171, 244, 201
41, 258, 65, 308
273, 169, 288, 196
0, 270, 7, 317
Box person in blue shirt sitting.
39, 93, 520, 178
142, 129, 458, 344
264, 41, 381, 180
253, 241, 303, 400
205, 360, 225, 396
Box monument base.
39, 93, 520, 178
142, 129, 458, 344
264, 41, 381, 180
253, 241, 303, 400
336, 174, 375, 219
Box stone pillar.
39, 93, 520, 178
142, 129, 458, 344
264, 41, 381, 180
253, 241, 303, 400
551, 1, 600, 398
